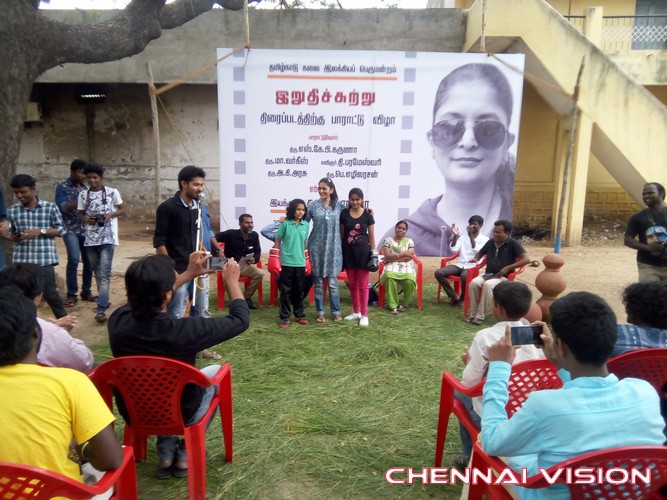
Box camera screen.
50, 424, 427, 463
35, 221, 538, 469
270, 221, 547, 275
510, 325, 543, 346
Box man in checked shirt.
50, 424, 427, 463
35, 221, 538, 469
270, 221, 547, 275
7, 174, 67, 319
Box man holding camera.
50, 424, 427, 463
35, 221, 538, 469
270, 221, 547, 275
77, 163, 125, 323
215, 214, 266, 309
624, 182, 667, 282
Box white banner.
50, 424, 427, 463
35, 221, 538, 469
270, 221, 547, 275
217, 49, 524, 256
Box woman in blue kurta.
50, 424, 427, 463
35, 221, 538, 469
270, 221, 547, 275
305, 177, 344, 323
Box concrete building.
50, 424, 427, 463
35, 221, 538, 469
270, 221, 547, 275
18, 0, 667, 244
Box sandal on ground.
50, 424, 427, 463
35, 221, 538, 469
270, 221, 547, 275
397, 305, 407, 313
202, 350, 222, 360
316, 315, 326, 323
64, 297, 78, 308
390, 308, 399, 315
470, 318, 484, 326
296, 318, 309, 325
332, 314, 342, 322
463, 315, 475, 323
279, 321, 290, 328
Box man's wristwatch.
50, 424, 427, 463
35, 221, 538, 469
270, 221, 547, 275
40, 228, 47, 235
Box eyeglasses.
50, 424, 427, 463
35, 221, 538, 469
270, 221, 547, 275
428, 120, 508, 150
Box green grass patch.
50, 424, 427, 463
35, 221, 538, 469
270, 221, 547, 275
91, 282, 480, 499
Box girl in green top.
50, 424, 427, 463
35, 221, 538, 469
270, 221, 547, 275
274, 199, 309, 328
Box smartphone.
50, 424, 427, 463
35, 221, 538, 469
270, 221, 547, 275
510, 325, 543, 346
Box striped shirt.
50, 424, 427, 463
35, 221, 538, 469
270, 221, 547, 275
7, 198, 65, 266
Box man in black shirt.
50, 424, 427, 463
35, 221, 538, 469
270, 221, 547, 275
108, 251, 249, 479
215, 213, 267, 309
153, 166, 205, 317
624, 182, 667, 282
466, 220, 531, 325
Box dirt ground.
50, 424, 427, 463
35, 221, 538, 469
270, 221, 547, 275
49, 216, 635, 347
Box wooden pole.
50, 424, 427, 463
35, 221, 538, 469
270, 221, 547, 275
554, 57, 585, 253
146, 62, 161, 207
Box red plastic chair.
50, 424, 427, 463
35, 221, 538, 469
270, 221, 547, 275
89, 357, 233, 500
469, 441, 667, 499
377, 255, 423, 310
434, 358, 562, 467
0, 447, 137, 500
608, 348, 667, 396
215, 242, 263, 310
436, 252, 487, 316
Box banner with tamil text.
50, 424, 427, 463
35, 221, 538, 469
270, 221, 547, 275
217, 49, 524, 256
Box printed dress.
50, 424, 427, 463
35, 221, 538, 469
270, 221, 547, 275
305, 199, 344, 277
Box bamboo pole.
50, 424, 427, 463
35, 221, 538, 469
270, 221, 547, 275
146, 63, 161, 207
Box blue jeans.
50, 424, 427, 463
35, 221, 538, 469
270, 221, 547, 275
86, 244, 114, 314
454, 390, 481, 457
157, 365, 220, 462
191, 275, 211, 319
63, 232, 93, 299
313, 275, 341, 317
168, 280, 194, 319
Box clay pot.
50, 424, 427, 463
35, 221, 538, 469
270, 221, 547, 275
524, 301, 543, 323
535, 253, 566, 322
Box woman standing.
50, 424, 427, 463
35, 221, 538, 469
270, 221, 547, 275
380, 220, 416, 314
305, 178, 344, 323
340, 188, 375, 327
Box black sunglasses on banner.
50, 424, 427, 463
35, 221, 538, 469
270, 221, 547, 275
428, 120, 508, 150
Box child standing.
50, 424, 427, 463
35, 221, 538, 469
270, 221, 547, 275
274, 199, 309, 328
340, 188, 375, 327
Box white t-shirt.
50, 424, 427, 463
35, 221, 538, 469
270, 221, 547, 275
461, 320, 545, 415
77, 186, 123, 246
452, 233, 489, 269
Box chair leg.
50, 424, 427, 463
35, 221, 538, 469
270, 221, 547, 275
436, 283, 441, 304
434, 375, 454, 467
219, 370, 234, 462
124, 428, 147, 462
115, 451, 138, 500
270, 274, 278, 306
184, 427, 208, 500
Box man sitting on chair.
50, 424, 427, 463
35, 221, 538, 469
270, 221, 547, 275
480, 292, 664, 499
108, 251, 250, 479
215, 213, 267, 309
455, 281, 544, 469
434, 215, 488, 307
466, 219, 530, 325
0, 286, 122, 483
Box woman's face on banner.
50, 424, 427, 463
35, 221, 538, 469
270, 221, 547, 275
431, 80, 512, 188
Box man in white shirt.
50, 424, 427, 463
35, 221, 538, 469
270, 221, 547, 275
435, 215, 488, 306
455, 280, 543, 467
77, 163, 125, 324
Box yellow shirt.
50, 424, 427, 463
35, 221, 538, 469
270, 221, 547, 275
0, 364, 114, 481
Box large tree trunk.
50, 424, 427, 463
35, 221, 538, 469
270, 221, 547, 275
0, 0, 244, 189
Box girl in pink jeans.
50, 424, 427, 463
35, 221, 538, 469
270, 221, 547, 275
340, 188, 376, 327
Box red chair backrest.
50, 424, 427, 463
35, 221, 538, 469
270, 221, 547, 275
505, 358, 563, 416
89, 356, 216, 434
0, 447, 136, 500
608, 348, 667, 395
471, 442, 667, 499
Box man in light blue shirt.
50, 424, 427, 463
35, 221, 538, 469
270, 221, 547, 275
480, 292, 664, 499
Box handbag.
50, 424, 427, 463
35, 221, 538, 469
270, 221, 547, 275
367, 251, 379, 272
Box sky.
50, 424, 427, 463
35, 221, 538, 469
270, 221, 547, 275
40, 0, 430, 9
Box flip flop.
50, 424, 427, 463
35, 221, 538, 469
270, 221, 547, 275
332, 315, 342, 322
470, 318, 484, 326
316, 316, 326, 323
